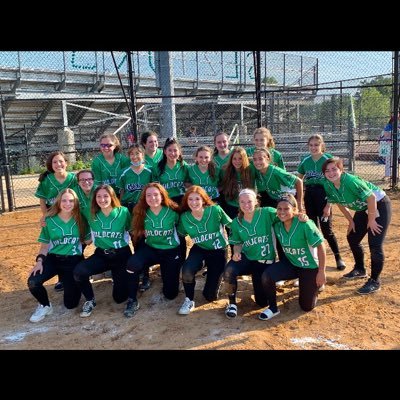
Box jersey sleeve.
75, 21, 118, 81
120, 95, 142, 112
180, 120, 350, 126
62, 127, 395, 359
38, 224, 50, 243
177, 214, 187, 236
91, 156, 102, 188
228, 219, 242, 245
304, 220, 324, 247
216, 204, 232, 227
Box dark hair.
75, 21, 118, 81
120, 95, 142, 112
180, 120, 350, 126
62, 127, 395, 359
38, 151, 67, 182
140, 131, 158, 147
158, 137, 183, 175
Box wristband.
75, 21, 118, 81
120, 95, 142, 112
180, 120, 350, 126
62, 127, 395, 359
36, 254, 46, 263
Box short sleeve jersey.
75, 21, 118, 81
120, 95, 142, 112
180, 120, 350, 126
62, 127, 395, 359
75, 185, 94, 222
91, 153, 131, 192
117, 166, 153, 205
153, 161, 189, 198
38, 215, 90, 256
142, 206, 180, 250
178, 205, 232, 250
213, 150, 232, 169
255, 165, 297, 199
187, 164, 221, 200
88, 206, 131, 249
274, 217, 324, 269
322, 173, 386, 211
144, 148, 163, 169
35, 173, 77, 207
229, 207, 278, 261
297, 153, 333, 186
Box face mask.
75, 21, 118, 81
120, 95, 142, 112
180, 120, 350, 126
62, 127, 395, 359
131, 161, 143, 167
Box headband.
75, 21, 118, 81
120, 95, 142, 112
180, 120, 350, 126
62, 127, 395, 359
239, 188, 257, 199
277, 195, 296, 208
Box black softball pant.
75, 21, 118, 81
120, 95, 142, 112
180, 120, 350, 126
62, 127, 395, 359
224, 253, 271, 307
261, 259, 319, 312
304, 185, 340, 255
28, 254, 83, 309
73, 246, 132, 304
181, 244, 226, 301
126, 243, 182, 301
347, 195, 392, 280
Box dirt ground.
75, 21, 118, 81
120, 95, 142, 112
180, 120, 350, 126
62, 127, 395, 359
0, 192, 399, 350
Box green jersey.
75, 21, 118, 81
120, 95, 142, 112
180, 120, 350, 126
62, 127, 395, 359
213, 150, 232, 169
142, 206, 180, 250
178, 205, 232, 250
229, 207, 278, 261
88, 206, 131, 249
322, 173, 386, 211
35, 173, 77, 207
144, 148, 163, 169
255, 164, 297, 200
297, 153, 333, 186
91, 153, 131, 192
153, 161, 189, 198
247, 146, 285, 170
187, 164, 221, 200
117, 166, 153, 205
39, 215, 90, 256
274, 217, 324, 269
75, 185, 94, 222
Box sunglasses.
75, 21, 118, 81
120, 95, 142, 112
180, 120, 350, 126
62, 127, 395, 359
100, 143, 113, 149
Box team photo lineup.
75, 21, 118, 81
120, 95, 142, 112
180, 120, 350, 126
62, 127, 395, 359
27, 127, 392, 325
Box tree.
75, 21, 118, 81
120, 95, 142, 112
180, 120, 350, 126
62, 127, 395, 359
262, 76, 278, 85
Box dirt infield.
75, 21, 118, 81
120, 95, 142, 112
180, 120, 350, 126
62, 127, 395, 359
0, 192, 399, 350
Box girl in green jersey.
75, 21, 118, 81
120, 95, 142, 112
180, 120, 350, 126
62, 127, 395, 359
259, 194, 326, 321
177, 186, 232, 315
124, 183, 182, 318
322, 158, 392, 295
140, 131, 163, 169
224, 188, 278, 319
91, 133, 131, 194
246, 127, 285, 170
28, 188, 89, 322
73, 185, 132, 318
297, 134, 346, 270
35, 151, 78, 292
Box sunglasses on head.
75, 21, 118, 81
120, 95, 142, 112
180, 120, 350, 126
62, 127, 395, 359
100, 143, 113, 148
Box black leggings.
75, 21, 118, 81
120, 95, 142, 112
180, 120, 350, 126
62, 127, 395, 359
347, 196, 392, 280
261, 259, 319, 312
28, 254, 83, 309
304, 185, 340, 255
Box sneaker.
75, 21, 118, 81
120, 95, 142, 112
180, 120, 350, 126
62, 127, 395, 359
80, 299, 96, 318
178, 297, 195, 315
139, 277, 151, 292
335, 258, 346, 271
29, 303, 53, 323
318, 284, 326, 292
54, 281, 64, 292
258, 308, 280, 321
293, 279, 299, 287
123, 299, 140, 318
357, 278, 381, 295
225, 303, 238, 319
343, 268, 367, 280
275, 280, 285, 287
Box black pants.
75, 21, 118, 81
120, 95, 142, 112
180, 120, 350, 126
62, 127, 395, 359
181, 244, 226, 301
126, 243, 182, 301
224, 253, 271, 307
261, 259, 319, 312
304, 185, 340, 255
347, 195, 392, 280
28, 254, 83, 309
73, 246, 132, 304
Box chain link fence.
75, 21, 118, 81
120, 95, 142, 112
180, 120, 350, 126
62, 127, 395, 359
0, 51, 398, 211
